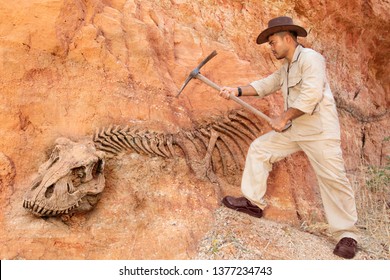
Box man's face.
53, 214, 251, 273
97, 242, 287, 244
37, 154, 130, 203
268, 33, 289, 60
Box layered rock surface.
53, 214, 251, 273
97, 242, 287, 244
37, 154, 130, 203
0, 0, 388, 259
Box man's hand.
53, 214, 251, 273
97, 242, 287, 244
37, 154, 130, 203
219, 86, 238, 99
270, 108, 305, 132
269, 116, 290, 132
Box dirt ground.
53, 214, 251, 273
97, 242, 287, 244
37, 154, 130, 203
195, 206, 389, 260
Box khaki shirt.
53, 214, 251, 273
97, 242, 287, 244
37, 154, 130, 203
250, 45, 341, 141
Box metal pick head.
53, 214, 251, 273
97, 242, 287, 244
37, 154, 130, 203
176, 74, 194, 97
176, 50, 218, 97
196, 50, 217, 71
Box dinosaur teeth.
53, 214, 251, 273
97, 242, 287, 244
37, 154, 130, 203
24, 201, 31, 208
27, 202, 81, 217
33, 204, 39, 212
24, 198, 81, 216
37, 206, 44, 214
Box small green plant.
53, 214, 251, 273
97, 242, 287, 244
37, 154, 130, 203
211, 238, 220, 254
365, 164, 390, 192
365, 136, 390, 192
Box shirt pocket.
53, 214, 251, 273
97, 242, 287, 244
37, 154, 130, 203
287, 75, 302, 105
288, 75, 302, 88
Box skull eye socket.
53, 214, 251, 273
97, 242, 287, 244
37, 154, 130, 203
92, 159, 104, 178
45, 184, 55, 198
70, 166, 86, 187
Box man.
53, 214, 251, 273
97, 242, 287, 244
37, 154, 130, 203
219, 16, 359, 259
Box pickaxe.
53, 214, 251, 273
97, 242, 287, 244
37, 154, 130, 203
177, 50, 291, 131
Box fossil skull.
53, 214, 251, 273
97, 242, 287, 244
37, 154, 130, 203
23, 137, 106, 217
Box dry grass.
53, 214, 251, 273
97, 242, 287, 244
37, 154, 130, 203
351, 157, 390, 259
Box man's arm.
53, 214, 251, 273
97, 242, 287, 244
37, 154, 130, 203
219, 68, 283, 99
219, 85, 258, 99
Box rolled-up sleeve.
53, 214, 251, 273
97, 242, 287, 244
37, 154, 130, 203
250, 68, 282, 98
289, 52, 325, 114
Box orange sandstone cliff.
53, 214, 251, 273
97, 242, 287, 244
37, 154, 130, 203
0, 0, 388, 259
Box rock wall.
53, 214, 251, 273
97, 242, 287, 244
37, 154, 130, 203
0, 0, 388, 259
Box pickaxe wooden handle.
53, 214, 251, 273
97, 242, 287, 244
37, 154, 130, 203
195, 73, 272, 123
177, 50, 291, 131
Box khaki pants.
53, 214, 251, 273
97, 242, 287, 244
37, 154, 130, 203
241, 130, 359, 241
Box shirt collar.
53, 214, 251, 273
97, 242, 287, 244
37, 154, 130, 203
291, 44, 303, 63
283, 44, 303, 71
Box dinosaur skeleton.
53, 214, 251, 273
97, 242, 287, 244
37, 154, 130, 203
23, 110, 265, 217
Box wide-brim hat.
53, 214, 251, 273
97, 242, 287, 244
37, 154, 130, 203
256, 16, 307, 44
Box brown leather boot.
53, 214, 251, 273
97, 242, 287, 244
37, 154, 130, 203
333, 237, 358, 259
222, 196, 263, 218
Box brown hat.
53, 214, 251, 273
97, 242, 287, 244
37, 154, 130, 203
256, 16, 307, 44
